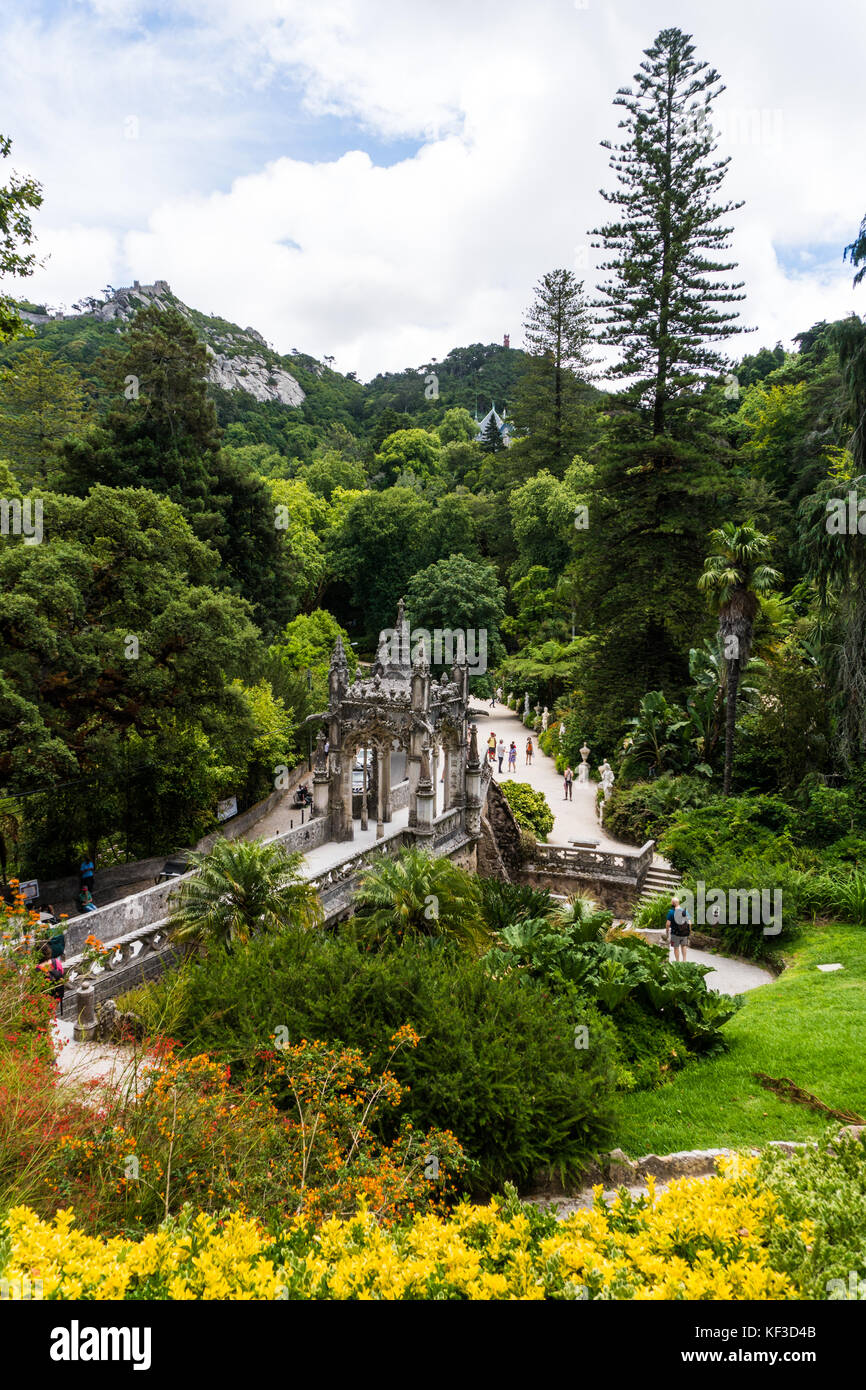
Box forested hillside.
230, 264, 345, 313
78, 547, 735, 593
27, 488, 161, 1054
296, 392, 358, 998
1, 26, 866, 889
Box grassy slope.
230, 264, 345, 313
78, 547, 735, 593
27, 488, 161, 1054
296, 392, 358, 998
615, 922, 866, 1156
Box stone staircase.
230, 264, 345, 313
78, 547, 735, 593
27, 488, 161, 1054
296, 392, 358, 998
626, 862, 682, 945
638, 862, 682, 904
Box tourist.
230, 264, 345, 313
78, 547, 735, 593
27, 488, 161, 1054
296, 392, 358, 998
563, 766, 574, 800
36, 941, 65, 1013
507, 742, 517, 773
497, 739, 505, 772
79, 855, 95, 890
77, 885, 98, 914
489, 690, 496, 709
487, 732, 496, 764
666, 895, 691, 961
525, 737, 533, 766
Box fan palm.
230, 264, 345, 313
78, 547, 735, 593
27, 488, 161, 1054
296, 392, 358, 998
352, 847, 490, 953
170, 837, 323, 947
698, 522, 781, 794
549, 893, 608, 943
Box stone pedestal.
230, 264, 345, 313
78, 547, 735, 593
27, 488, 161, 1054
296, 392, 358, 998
312, 769, 329, 819
415, 783, 435, 835
73, 982, 97, 1043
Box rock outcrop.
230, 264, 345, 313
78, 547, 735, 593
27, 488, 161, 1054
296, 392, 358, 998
20, 279, 307, 409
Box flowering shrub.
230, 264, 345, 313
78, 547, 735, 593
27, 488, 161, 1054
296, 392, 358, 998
28, 1023, 466, 1232
1, 882, 68, 963
0, 1157, 800, 1300
0, 960, 93, 1213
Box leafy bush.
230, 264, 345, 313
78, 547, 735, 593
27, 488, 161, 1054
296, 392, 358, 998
658, 795, 799, 876
48, 1034, 465, 1232
603, 775, 716, 845
499, 781, 554, 840
653, 795, 808, 957
477, 877, 553, 933
606, 999, 695, 1091
793, 784, 858, 847
482, 911, 739, 1078
796, 867, 866, 926
151, 932, 620, 1192
755, 1137, 866, 1298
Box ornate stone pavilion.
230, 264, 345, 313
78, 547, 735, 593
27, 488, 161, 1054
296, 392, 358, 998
312, 599, 483, 842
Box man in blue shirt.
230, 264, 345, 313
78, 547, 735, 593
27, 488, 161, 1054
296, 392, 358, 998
666, 895, 691, 961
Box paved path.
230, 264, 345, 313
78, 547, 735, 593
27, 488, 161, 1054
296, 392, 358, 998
297, 806, 411, 878
471, 702, 635, 852
681, 947, 773, 995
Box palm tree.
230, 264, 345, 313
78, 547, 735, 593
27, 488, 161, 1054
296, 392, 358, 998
698, 522, 781, 794
170, 837, 323, 948
352, 847, 490, 953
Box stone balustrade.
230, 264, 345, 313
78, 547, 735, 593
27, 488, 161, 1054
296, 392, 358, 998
64, 916, 184, 1013
531, 838, 656, 886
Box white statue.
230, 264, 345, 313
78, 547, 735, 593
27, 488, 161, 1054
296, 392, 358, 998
558, 721, 565, 743
542, 707, 549, 731
599, 759, 615, 801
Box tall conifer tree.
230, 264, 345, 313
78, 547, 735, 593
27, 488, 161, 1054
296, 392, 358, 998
591, 27, 747, 435
510, 269, 597, 477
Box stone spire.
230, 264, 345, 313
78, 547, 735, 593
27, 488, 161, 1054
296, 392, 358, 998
328, 636, 349, 704
467, 723, 480, 768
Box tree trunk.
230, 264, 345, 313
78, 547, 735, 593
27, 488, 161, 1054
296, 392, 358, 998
723, 658, 740, 795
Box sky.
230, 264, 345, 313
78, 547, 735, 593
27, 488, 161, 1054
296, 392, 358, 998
2, 0, 865, 380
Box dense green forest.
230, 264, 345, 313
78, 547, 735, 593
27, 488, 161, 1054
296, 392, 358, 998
1, 26, 866, 886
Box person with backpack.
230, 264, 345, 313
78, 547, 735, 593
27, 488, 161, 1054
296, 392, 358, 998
525, 737, 533, 766
563, 766, 574, 800
36, 942, 65, 1013
666, 895, 691, 961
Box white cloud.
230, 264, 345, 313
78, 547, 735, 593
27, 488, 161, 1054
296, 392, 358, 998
3, 0, 865, 377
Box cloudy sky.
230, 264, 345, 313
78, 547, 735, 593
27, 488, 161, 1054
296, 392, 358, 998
2, 0, 865, 379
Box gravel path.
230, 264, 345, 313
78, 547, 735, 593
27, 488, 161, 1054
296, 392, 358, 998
52, 1017, 153, 1098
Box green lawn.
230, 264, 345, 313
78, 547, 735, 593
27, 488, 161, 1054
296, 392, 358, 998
615, 922, 866, 1157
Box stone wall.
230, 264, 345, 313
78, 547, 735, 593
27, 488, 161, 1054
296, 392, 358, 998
478, 779, 524, 881
270, 815, 331, 857
63, 875, 189, 956
519, 868, 640, 918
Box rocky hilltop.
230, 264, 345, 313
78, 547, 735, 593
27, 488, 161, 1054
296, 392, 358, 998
19, 279, 306, 408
